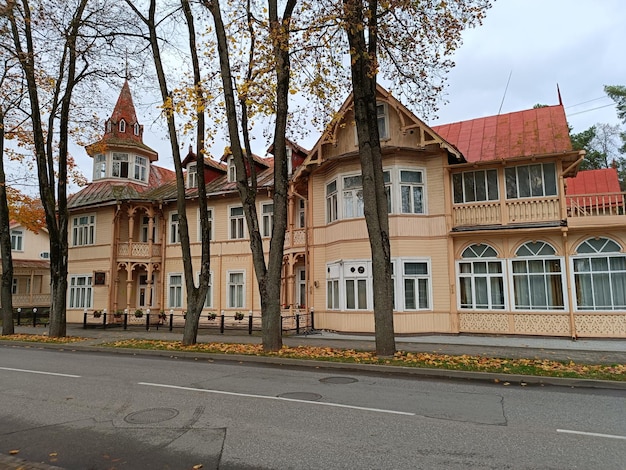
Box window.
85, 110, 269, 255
228, 156, 236, 183
134, 122, 140, 135
573, 238, 626, 310
119, 119, 126, 133
402, 261, 430, 310
512, 242, 564, 310
296, 268, 306, 308
458, 244, 505, 310
326, 180, 338, 223
140, 216, 157, 243
94, 154, 106, 180
187, 162, 197, 188
343, 175, 364, 218
11, 229, 23, 251
134, 156, 148, 182
297, 199, 305, 228
453, 169, 499, 204
40, 251, 50, 259
326, 263, 340, 309
230, 206, 245, 239
112, 153, 129, 178
400, 170, 424, 214
138, 274, 154, 308
228, 271, 245, 308
344, 262, 369, 310
169, 212, 179, 244
72, 215, 95, 246
199, 208, 213, 241
377, 103, 389, 139
69, 275, 93, 309
106, 120, 112, 133
505, 162, 557, 199
168, 274, 183, 308
202, 272, 213, 308
262, 203, 273, 237
11, 278, 17, 295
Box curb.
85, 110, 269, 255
3, 340, 625, 391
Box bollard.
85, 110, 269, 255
103, 309, 107, 329
220, 311, 225, 334
83, 309, 87, 329
248, 313, 253, 335
296, 313, 300, 335
32, 308, 38, 327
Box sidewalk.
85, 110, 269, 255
12, 324, 626, 365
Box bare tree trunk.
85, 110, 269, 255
343, 0, 396, 356
0, 109, 15, 335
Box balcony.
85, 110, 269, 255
117, 242, 162, 259
453, 197, 561, 228
284, 228, 306, 250
566, 192, 626, 228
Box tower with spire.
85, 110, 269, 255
86, 80, 158, 184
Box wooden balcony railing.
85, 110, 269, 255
12, 293, 51, 307
284, 229, 306, 248
566, 192, 625, 217
453, 197, 561, 227
117, 242, 162, 258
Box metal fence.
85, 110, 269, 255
83, 310, 315, 336
13, 307, 50, 327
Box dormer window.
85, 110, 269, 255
94, 154, 107, 180
228, 156, 236, 183
187, 162, 198, 188
119, 119, 126, 133
377, 103, 389, 140
134, 122, 140, 136
106, 120, 112, 133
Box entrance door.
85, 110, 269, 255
138, 275, 154, 308
296, 268, 306, 309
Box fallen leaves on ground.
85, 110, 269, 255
0, 334, 88, 343
98, 338, 626, 381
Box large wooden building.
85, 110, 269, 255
66, 82, 626, 338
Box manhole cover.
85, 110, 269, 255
319, 376, 358, 384
277, 392, 322, 401
124, 408, 180, 424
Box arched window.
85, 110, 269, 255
134, 122, 140, 136
106, 120, 112, 133
119, 119, 126, 133
512, 241, 564, 310
457, 244, 504, 310
573, 237, 626, 310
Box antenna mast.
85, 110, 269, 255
498, 70, 513, 115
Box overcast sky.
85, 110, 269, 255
75, 0, 625, 184
429, 0, 625, 133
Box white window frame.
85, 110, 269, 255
326, 262, 341, 310
343, 260, 370, 310
227, 270, 245, 309
505, 162, 557, 199
137, 274, 154, 308
168, 273, 184, 309
510, 241, 566, 311
94, 154, 107, 180
119, 119, 126, 133
134, 122, 140, 135
227, 156, 236, 183
399, 169, 425, 214
572, 237, 626, 311
229, 206, 245, 239
187, 162, 198, 189
134, 155, 148, 182
69, 274, 93, 309
198, 207, 213, 242
11, 229, 23, 251
457, 244, 506, 310
377, 102, 389, 140
342, 174, 364, 219
261, 202, 274, 237
72, 214, 95, 246
399, 259, 431, 310
112, 152, 129, 178
169, 212, 179, 244
297, 199, 306, 228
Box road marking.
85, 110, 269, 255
139, 382, 415, 416
0, 366, 81, 378
557, 429, 626, 440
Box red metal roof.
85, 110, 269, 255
432, 105, 573, 163
566, 168, 621, 195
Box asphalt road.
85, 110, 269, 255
0, 346, 624, 469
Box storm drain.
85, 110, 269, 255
124, 408, 180, 424
277, 392, 322, 401
319, 376, 358, 384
